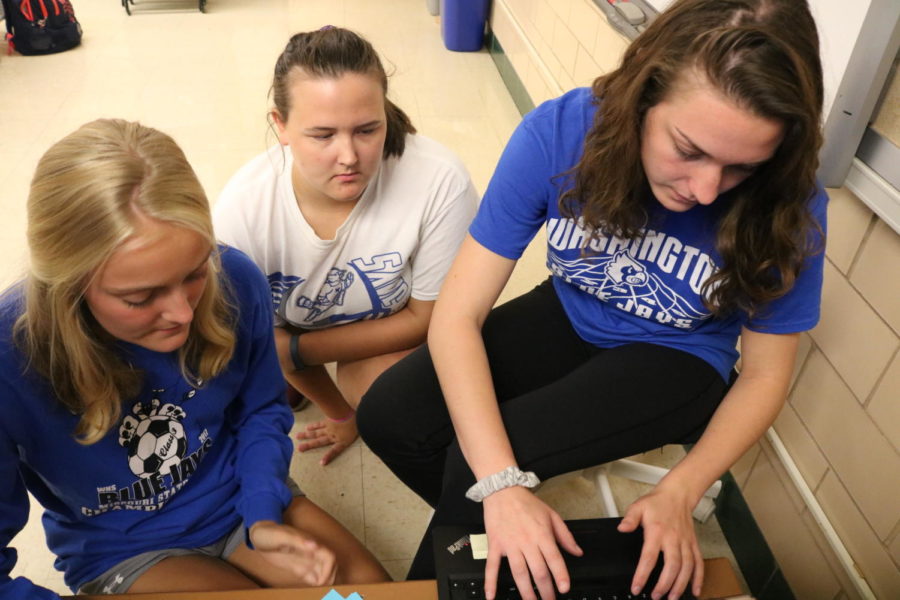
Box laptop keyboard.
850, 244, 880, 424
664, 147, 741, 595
449, 577, 655, 599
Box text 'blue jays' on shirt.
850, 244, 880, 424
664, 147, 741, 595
0, 247, 293, 599
470, 87, 827, 381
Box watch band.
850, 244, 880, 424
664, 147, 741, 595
289, 332, 306, 372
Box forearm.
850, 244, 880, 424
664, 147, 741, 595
289, 300, 433, 366
660, 330, 798, 506
429, 314, 517, 480
426, 238, 520, 480
661, 375, 787, 505
232, 292, 295, 525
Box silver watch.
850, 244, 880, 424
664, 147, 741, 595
465, 466, 541, 502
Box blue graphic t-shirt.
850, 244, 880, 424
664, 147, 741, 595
470, 87, 827, 380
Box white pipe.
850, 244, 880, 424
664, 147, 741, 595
594, 466, 621, 518
765, 428, 876, 599
609, 459, 723, 499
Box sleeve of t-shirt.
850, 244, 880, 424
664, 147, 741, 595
220, 249, 293, 530
0, 383, 62, 600
468, 116, 555, 260
744, 185, 829, 333
409, 168, 479, 300
212, 175, 258, 260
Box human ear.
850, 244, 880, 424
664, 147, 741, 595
271, 110, 289, 145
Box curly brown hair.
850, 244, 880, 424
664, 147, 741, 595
560, 0, 824, 318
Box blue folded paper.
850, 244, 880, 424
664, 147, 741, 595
320, 589, 363, 600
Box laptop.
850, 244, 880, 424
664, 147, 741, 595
433, 517, 695, 600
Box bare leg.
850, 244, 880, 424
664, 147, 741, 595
293, 350, 417, 463
128, 554, 260, 593
287, 364, 350, 416
227, 497, 390, 586
286, 348, 418, 413
336, 348, 417, 408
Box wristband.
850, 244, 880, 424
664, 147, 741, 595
327, 408, 356, 424
465, 466, 540, 502
289, 333, 306, 372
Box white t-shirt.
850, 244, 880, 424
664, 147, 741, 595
213, 134, 478, 329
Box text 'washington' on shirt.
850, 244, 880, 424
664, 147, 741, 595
469, 87, 827, 381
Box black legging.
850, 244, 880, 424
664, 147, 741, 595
357, 278, 728, 579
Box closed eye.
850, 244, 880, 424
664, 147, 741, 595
186, 266, 209, 282
356, 123, 383, 135
124, 294, 153, 308
674, 144, 702, 161
728, 163, 762, 174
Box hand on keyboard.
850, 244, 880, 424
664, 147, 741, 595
482, 486, 583, 600
619, 482, 703, 600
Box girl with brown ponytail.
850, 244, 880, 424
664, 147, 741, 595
215, 27, 479, 467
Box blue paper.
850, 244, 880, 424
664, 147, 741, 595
320, 590, 363, 600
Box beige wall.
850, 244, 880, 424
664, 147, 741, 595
872, 57, 899, 146
490, 0, 629, 105
491, 1, 900, 597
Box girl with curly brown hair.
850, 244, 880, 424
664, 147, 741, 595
359, 1, 826, 599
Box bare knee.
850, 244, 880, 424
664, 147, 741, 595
284, 498, 390, 585
337, 349, 415, 408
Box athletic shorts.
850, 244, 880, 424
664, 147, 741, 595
78, 477, 304, 594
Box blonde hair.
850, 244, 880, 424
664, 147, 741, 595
15, 119, 236, 444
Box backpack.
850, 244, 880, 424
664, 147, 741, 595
2, 0, 82, 56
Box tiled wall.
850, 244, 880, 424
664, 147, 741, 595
755, 187, 900, 600
872, 59, 898, 146
490, 0, 628, 106
490, 2, 900, 598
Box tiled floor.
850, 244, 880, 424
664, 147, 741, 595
2, 0, 741, 594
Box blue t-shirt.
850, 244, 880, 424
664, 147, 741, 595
470, 87, 827, 380
0, 247, 293, 599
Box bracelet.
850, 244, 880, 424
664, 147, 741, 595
289, 333, 306, 372
327, 408, 355, 424
465, 466, 540, 502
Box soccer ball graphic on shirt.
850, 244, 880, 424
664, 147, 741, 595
118, 392, 188, 478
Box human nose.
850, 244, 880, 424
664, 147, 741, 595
160, 288, 194, 324
689, 164, 722, 205
336, 134, 358, 167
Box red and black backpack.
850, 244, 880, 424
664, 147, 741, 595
2, 0, 82, 56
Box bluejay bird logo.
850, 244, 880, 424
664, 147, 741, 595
550, 250, 708, 324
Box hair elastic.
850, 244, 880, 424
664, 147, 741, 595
327, 408, 355, 424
